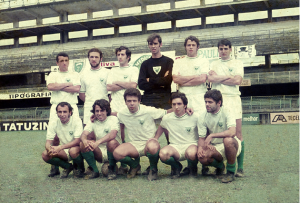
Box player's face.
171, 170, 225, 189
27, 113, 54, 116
205, 98, 220, 114
94, 105, 107, 122
57, 105, 71, 124
89, 52, 102, 68
218, 45, 232, 60
148, 38, 162, 55
172, 98, 186, 117
56, 56, 69, 71
117, 50, 129, 67
185, 40, 199, 57
125, 96, 140, 113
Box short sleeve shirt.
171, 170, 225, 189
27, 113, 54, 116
117, 105, 166, 142
210, 58, 244, 96
197, 107, 236, 145
160, 112, 199, 144
46, 116, 83, 145
172, 56, 209, 94
47, 71, 81, 104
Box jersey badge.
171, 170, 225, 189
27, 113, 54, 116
153, 66, 161, 74
185, 127, 192, 133
139, 119, 145, 125
228, 68, 233, 72
69, 131, 74, 136
100, 78, 104, 83
194, 66, 200, 70
104, 128, 109, 134
66, 78, 71, 82
218, 122, 223, 127
124, 75, 128, 79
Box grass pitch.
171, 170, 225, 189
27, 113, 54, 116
0, 124, 298, 203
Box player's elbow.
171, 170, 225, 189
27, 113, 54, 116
106, 85, 113, 91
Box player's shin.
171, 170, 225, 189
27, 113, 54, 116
46, 157, 72, 169
72, 154, 85, 171
81, 151, 99, 172
107, 151, 117, 171
146, 150, 160, 170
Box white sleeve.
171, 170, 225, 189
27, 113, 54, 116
146, 106, 166, 119
130, 67, 139, 83
197, 113, 207, 138
46, 121, 57, 140
83, 121, 93, 132
106, 70, 114, 85
74, 117, 83, 138
110, 116, 120, 132
46, 72, 56, 86
72, 73, 81, 86
80, 75, 86, 93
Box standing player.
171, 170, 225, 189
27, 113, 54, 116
80, 99, 121, 180
138, 33, 174, 109
207, 39, 245, 177
106, 46, 139, 174
156, 92, 199, 179
47, 52, 80, 122
172, 35, 209, 113
79, 48, 110, 125
197, 90, 241, 183
172, 36, 209, 176
113, 88, 171, 181
41, 102, 84, 179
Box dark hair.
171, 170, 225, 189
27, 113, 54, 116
115, 46, 131, 62
124, 88, 141, 102
147, 33, 162, 44
171, 92, 188, 108
204, 90, 223, 106
56, 52, 69, 62
56, 102, 73, 115
217, 39, 232, 48
91, 99, 111, 116
88, 48, 103, 58
184, 35, 200, 47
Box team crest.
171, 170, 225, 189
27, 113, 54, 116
73, 59, 85, 73
139, 119, 145, 125
194, 66, 200, 70
228, 68, 233, 72
124, 75, 128, 79
100, 78, 104, 82
66, 78, 71, 82
69, 131, 73, 136
218, 122, 223, 127
153, 66, 161, 74
104, 128, 109, 134
185, 127, 192, 133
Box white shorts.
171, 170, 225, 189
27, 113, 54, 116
62, 148, 72, 162
222, 95, 242, 119
98, 144, 108, 163
213, 137, 241, 161
49, 103, 79, 123
169, 143, 197, 161
83, 104, 93, 124
186, 93, 206, 115
129, 141, 147, 157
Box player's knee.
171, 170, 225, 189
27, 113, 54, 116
113, 148, 122, 160
42, 150, 50, 162
69, 147, 80, 158
107, 139, 119, 152
223, 137, 234, 146
159, 149, 169, 161
146, 139, 160, 153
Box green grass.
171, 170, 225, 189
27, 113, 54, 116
0, 124, 298, 203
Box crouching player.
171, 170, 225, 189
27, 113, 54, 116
113, 88, 170, 181
42, 102, 84, 179
80, 99, 121, 180
197, 90, 241, 183
156, 92, 199, 179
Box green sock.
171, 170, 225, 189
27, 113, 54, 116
146, 151, 160, 170
47, 157, 71, 169
162, 157, 181, 169
227, 162, 236, 173
120, 156, 140, 168
208, 159, 224, 169
81, 151, 99, 173
237, 140, 245, 170
54, 165, 59, 170
187, 159, 198, 168
107, 151, 116, 170
72, 154, 84, 171
121, 162, 127, 168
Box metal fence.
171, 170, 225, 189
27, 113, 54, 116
0, 95, 299, 121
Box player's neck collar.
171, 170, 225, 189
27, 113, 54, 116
186, 55, 198, 59
221, 58, 232, 62
130, 105, 140, 114
175, 112, 187, 118
213, 107, 222, 115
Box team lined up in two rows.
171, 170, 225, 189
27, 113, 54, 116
42, 33, 245, 183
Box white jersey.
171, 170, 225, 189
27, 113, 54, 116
210, 58, 244, 96
80, 67, 111, 106
47, 71, 80, 104
84, 116, 121, 144
46, 116, 83, 145
160, 112, 199, 145
107, 65, 139, 111
117, 105, 166, 142
172, 55, 209, 94
197, 107, 236, 145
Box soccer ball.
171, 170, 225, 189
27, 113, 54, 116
101, 162, 118, 177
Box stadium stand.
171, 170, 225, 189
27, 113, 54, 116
0, 0, 298, 125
